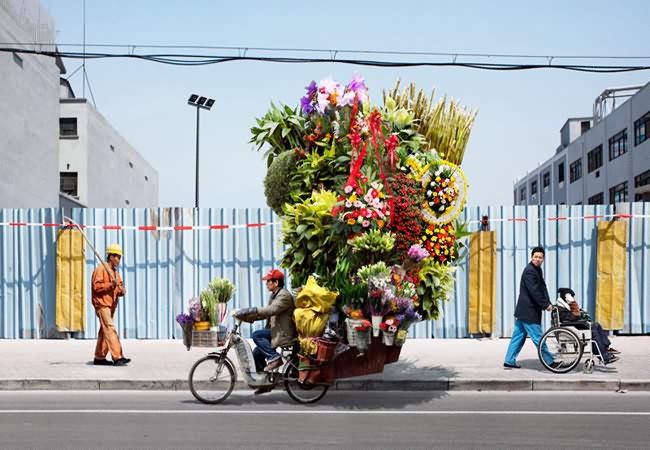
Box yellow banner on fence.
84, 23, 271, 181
596, 221, 627, 330
55, 228, 86, 332
468, 231, 497, 334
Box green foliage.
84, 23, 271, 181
263, 150, 299, 215
356, 261, 391, 282
207, 277, 236, 303
289, 148, 350, 204
280, 190, 346, 287
249, 102, 306, 167
415, 259, 457, 320
452, 218, 472, 263
384, 81, 477, 166
199, 288, 217, 323
348, 230, 396, 266
337, 279, 368, 310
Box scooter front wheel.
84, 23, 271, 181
188, 355, 236, 404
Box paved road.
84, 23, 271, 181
1, 391, 649, 449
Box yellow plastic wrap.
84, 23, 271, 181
295, 276, 338, 312
596, 221, 627, 330
55, 228, 86, 332
293, 277, 338, 354
468, 231, 497, 334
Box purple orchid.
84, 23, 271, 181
300, 80, 317, 115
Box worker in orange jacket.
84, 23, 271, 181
92, 243, 130, 366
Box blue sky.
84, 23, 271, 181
41, 0, 650, 208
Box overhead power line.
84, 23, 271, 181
1, 46, 649, 73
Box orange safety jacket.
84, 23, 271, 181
91, 264, 125, 308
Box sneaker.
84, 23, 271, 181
608, 348, 621, 355
253, 385, 274, 395
606, 355, 620, 365
93, 358, 113, 366
113, 357, 130, 366
503, 362, 521, 369
264, 358, 283, 372
550, 361, 564, 369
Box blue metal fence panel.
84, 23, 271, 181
0, 205, 649, 339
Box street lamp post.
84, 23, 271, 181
187, 94, 215, 208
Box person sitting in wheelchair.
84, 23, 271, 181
556, 288, 619, 365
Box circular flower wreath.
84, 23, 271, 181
420, 222, 456, 264
404, 156, 467, 224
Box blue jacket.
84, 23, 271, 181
514, 262, 551, 324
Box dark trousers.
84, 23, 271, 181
252, 328, 280, 372
591, 322, 612, 362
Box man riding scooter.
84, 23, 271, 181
234, 269, 296, 394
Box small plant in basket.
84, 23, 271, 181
207, 277, 236, 328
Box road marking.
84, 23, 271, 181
1, 410, 649, 416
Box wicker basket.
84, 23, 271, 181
345, 319, 370, 350
191, 329, 226, 347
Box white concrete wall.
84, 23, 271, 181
0, 0, 59, 207
59, 100, 159, 207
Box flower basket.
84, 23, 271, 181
393, 329, 408, 346
191, 328, 227, 347
382, 331, 396, 346
315, 338, 337, 363
194, 321, 210, 331
297, 354, 334, 385
345, 319, 370, 351
370, 315, 383, 338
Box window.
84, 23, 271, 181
609, 182, 628, 204
558, 162, 565, 184
635, 111, 649, 146
543, 172, 550, 190
635, 169, 650, 188
587, 145, 603, 173
59, 118, 78, 138
531, 180, 537, 196
12, 52, 23, 68
608, 129, 627, 160
60, 172, 78, 197
519, 187, 526, 202
588, 192, 604, 205
569, 159, 582, 183
580, 120, 591, 135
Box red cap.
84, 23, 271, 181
262, 269, 284, 281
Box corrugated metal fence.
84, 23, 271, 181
1, 204, 648, 340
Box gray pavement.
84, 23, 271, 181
0, 336, 648, 391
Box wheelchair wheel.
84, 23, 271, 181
584, 359, 595, 374
538, 327, 583, 373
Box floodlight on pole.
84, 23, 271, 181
187, 93, 215, 208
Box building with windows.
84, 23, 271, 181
59, 84, 158, 207
1, 0, 158, 208
0, 0, 60, 207
514, 81, 650, 205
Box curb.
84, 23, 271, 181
2, 379, 649, 392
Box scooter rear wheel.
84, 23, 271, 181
283, 357, 328, 404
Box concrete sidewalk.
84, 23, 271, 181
0, 336, 648, 392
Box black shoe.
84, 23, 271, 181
113, 358, 130, 366
550, 361, 564, 369
93, 358, 113, 366
503, 362, 521, 369
253, 386, 274, 395
608, 348, 621, 355
606, 355, 620, 365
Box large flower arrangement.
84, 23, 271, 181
250, 74, 476, 341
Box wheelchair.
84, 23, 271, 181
537, 306, 606, 374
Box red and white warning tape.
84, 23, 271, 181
466, 213, 649, 224
0, 222, 281, 231
0, 214, 648, 231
